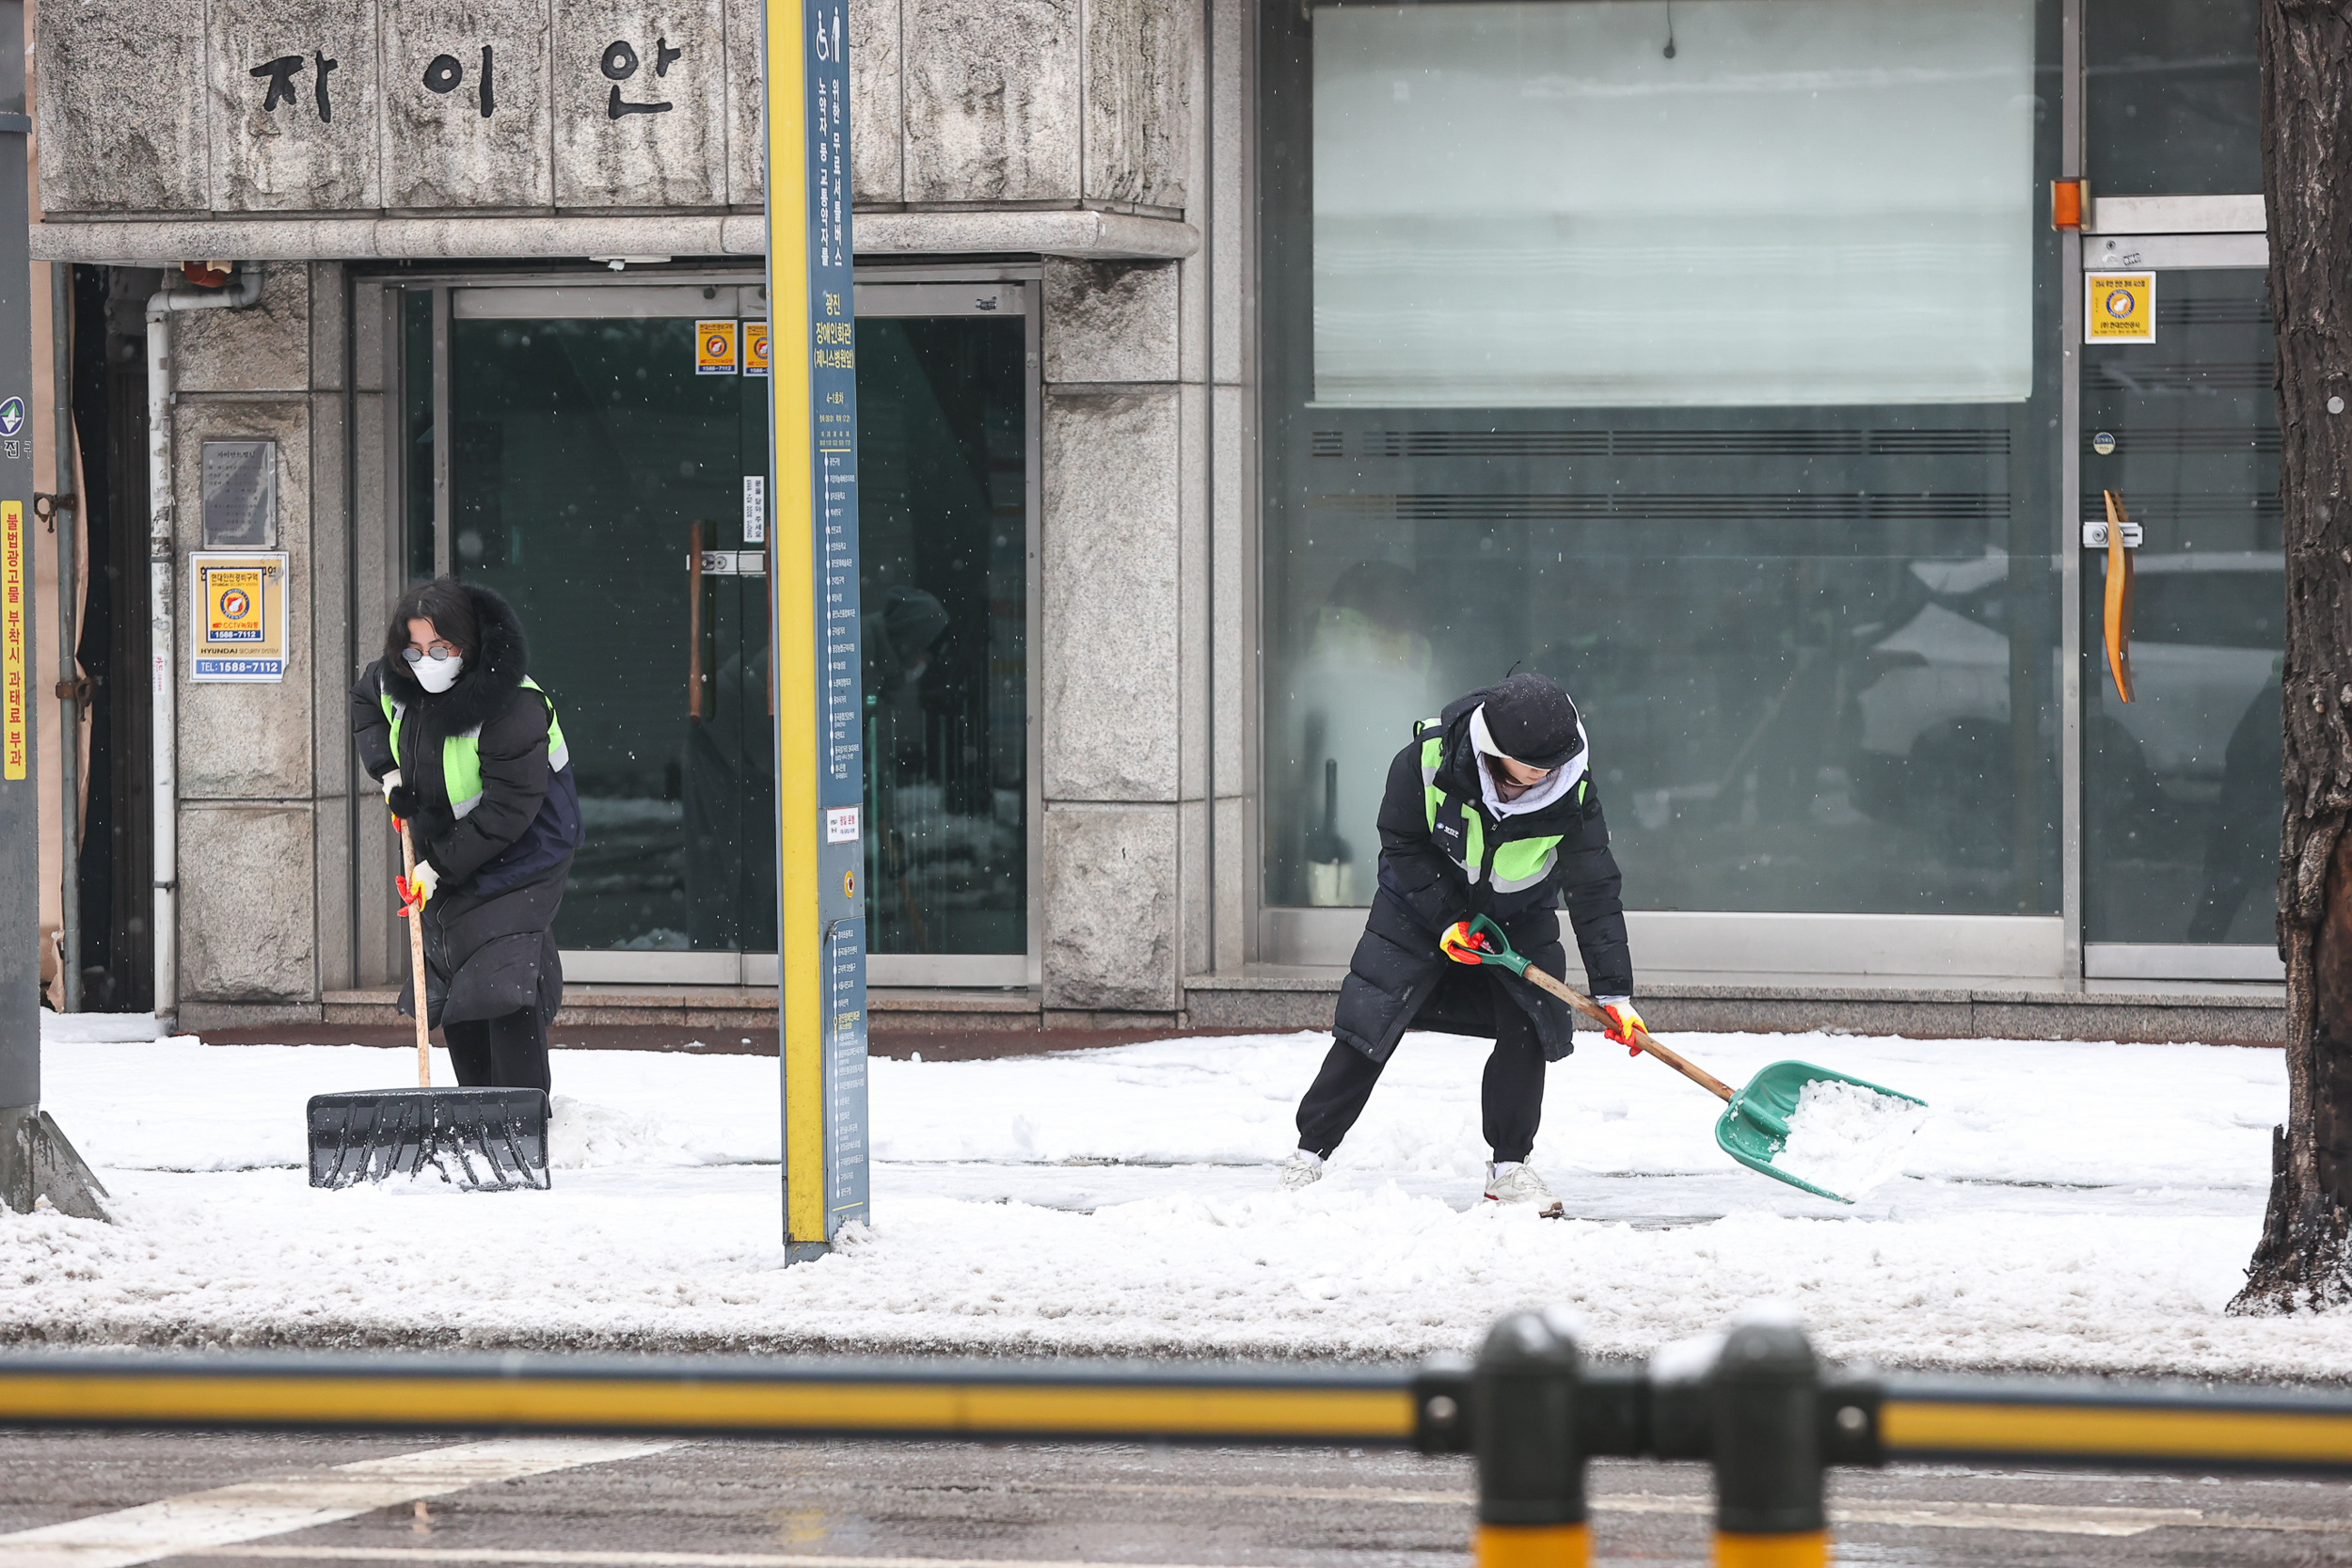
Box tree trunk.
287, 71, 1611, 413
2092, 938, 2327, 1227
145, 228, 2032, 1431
2233, 0, 2352, 1314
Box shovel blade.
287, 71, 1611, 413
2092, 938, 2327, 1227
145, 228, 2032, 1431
1713, 1060, 1927, 1205
308, 1087, 551, 1191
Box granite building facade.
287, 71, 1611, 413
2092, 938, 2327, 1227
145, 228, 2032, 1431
27, 0, 2294, 1043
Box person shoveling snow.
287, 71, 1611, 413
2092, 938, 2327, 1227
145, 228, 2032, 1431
313, 578, 586, 1191
1279, 673, 1643, 1216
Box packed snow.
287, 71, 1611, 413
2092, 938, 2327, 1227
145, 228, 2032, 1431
0, 1019, 2339, 1379
1766, 1079, 1931, 1201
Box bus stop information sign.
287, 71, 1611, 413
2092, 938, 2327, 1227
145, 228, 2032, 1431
766, 0, 868, 1262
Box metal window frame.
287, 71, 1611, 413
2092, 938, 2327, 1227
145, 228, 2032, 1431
2058, 0, 2085, 990
380, 266, 1044, 990
431, 286, 452, 579
1246, 0, 2082, 989
851, 273, 1041, 991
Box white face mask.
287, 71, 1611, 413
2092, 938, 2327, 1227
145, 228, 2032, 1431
408, 652, 465, 693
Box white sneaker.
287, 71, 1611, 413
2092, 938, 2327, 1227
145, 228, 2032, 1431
1277, 1149, 1326, 1192
1485, 1161, 1564, 1217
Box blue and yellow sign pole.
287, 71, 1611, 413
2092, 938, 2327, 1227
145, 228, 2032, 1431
765, 0, 868, 1262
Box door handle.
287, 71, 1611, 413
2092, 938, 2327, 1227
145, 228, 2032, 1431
2100, 489, 2135, 704
687, 521, 706, 721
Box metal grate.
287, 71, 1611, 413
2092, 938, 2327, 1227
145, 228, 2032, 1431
2084, 425, 2280, 454
1339, 429, 2010, 459
2163, 297, 2272, 327
1315, 492, 2010, 524
2090, 362, 2275, 393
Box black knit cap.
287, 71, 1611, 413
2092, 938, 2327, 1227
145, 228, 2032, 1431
1481, 673, 1584, 770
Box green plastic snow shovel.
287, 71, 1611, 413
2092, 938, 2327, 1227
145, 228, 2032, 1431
1454, 914, 1927, 1203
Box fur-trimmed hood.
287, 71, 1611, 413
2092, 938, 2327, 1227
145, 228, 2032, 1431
380, 582, 530, 733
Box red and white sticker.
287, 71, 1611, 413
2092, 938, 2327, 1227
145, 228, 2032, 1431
825, 806, 861, 844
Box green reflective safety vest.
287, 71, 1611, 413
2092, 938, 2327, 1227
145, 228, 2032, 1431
381, 677, 571, 821
1418, 718, 1581, 896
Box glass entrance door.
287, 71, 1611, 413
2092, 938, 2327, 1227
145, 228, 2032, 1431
855, 281, 1036, 987
2080, 251, 2282, 977
409, 277, 1035, 986
441, 285, 776, 972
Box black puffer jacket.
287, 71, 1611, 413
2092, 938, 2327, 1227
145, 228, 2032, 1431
352, 585, 581, 1030
351, 584, 581, 897
1331, 687, 1633, 1065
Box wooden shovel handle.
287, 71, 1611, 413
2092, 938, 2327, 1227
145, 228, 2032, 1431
400, 819, 431, 1088
1512, 959, 1737, 1102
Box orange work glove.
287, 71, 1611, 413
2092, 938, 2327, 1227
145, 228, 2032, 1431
1439, 920, 1497, 965
1600, 1000, 1645, 1055
396, 860, 440, 914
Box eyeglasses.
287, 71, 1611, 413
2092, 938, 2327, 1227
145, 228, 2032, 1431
402, 644, 461, 664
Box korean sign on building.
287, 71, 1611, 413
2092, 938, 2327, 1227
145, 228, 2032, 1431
39, 2, 770, 215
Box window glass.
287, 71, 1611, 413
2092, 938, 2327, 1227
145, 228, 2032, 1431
450, 317, 760, 952
1263, 0, 2063, 918
2082, 269, 2279, 945
1313, 0, 2038, 407
2086, 0, 2261, 198
857, 316, 1031, 957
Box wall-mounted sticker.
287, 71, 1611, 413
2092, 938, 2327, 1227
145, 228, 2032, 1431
743, 321, 770, 377
190, 551, 289, 682
2086, 272, 2154, 343
2, 501, 24, 779
742, 475, 767, 544
696, 319, 739, 374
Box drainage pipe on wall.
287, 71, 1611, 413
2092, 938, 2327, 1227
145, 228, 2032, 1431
146, 263, 263, 1022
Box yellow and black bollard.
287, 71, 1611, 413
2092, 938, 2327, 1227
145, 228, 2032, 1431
1471, 1309, 1589, 1568
1710, 1313, 1829, 1567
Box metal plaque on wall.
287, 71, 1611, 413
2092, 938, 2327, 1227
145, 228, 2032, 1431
199, 441, 277, 548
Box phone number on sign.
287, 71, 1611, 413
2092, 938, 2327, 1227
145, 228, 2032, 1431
195, 659, 283, 675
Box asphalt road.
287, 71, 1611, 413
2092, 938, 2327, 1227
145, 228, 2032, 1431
5, 1432, 2352, 1567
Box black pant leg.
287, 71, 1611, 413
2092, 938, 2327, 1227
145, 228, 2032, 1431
485, 1007, 552, 1094
1295, 1039, 1390, 1158
442, 1020, 494, 1086
1482, 985, 1548, 1163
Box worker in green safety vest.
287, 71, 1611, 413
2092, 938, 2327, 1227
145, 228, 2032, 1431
1279, 673, 1640, 1216
353, 578, 583, 1093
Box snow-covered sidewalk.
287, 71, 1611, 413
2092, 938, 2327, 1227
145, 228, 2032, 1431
0, 1019, 2332, 1379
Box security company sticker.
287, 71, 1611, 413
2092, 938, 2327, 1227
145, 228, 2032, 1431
743, 321, 771, 377
696, 319, 739, 374
2, 500, 24, 780
2086, 273, 2154, 343
190, 551, 289, 681
208, 569, 265, 641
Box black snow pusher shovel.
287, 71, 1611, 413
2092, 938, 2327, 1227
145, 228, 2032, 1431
1453, 915, 1926, 1204
307, 821, 550, 1191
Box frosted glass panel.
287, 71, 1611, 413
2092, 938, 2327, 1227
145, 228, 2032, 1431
1313, 0, 2039, 407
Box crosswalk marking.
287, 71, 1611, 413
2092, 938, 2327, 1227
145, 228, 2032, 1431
0, 1439, 678, 1568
